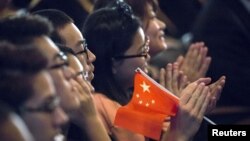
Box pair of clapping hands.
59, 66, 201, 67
160, 42, 226, 113
160, 42, 226, 141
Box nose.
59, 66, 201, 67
146, 54, 151, 61
157, 18, 166, 30
52, 107, 69, 127
63, 67, 76, 81
87, 49, 96, 64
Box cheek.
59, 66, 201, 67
23, 114, 53, 138
50, 72, 80, 111
121, 59, 145, 76
79, 56, 91, 72
50, 71, 70, 94
77, 55, 86, 67
146, 22, 159, 38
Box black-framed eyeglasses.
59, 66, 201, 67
56, 40, 89, 61
74, 40, 89, 61
49, 52, 69, 70
54, 44, 89, 81
113, 36, 150, 60
71, 71, 84, 79
20, 96, 60, 113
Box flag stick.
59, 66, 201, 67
204, 116, 216, 125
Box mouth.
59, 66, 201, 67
83, 71, 94, 82
159, 31, 166, 39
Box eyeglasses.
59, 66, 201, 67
113, 37, 150, 60
20, 96, 60, 113
71, 70, 87, 80
73, 40, 89, 61
53, 45, 89, 81
49, 52, 69, 70
56, 40, 89, 61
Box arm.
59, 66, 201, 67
69, 76, 111, 141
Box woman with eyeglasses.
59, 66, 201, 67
93, 0, 226, 113
83, 1, 212, 141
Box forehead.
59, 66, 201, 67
33, 36, 60, 66
127, 27, 145, 52
27, 71, 55, 105
58, 23, 84, 47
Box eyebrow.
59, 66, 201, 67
53, 52, 62, 60
52, 52, 66, 61
76, 39, 86, 47
40, 95, 58, 106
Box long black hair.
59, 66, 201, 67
83, 1, 141, 105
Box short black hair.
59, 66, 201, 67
0, 14, 53, 45
33, 9, 73, 29
0, 42, 48, 73
0, 42, 48, 113
33, 9, 74, 44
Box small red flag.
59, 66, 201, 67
114, 68, 179, 140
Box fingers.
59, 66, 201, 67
184, 43, 196, 68
188, 43, 200, 69
179, 72, 188, 91
166, 63, 174, 93
162, 117, 171, 132
159, 68, 165, 87
186, 83, 205, 109
194, 86, 209, 117
195, 77, 211, 85
198, 92, 210, 119
209, 76, 226, 99
172, 63, 179, 94
193, 44, 207, 70
179, 82, 198, 105
198, 57, 211, 78
70, 79, 85, 99
181, 82, 210, 122
176, 55, 184, 68
205, 96, 216, 113
178, 42, 212, 82
76, 76, 92, 94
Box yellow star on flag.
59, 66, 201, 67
140, 81, 150, 93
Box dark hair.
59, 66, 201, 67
0, 42, 48, 73
0, 14, 53, 45
0, 42, 48, 113
93, 0, 115, 10
83, 2, 140, 105
94, 0, 158, 21
0, 101, 12, 123
126, 0, 158, 20
11, 0, 32, 9
33, 9, 74, 44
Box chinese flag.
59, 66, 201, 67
114, 68, 179, 140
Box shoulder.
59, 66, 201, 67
93, 93, 121, 109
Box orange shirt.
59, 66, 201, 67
93, 93, 145, 141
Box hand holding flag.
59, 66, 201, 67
114, 68, 214, 140
114, 68, 179, 140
